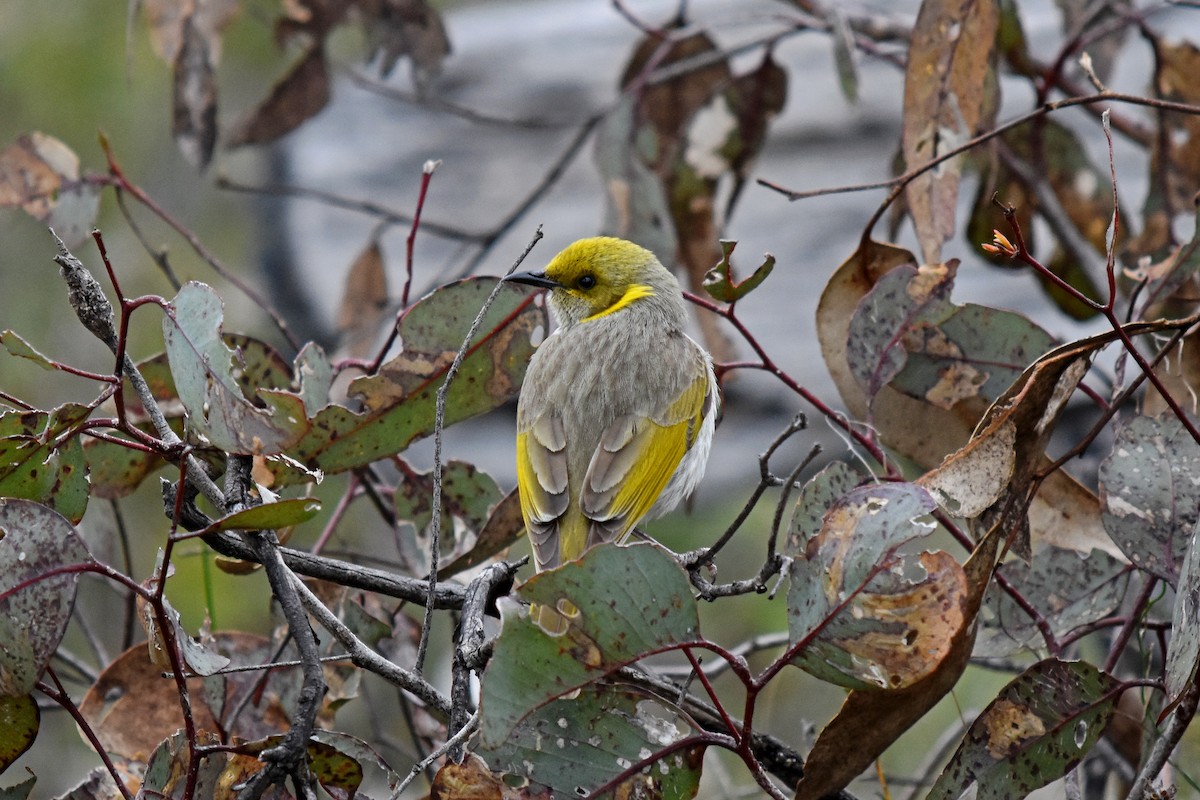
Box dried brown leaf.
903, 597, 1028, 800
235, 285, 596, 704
902, 0, 1000, 263
228, 44, 330, 147
0, 132, 80, 217
432, 754, 504, 800
142, 0, 239, 64
173, 15, 218, 168
359, 0, 451, 82
795, 526, 1002, 799
79, 633, 290, 762
819, 239, 1123, 559
336, 239, 390, 358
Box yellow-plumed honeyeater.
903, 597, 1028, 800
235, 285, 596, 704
505, 237, 718, 632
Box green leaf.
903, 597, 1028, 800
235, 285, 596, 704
848, 260, 1054, 411
1, 330, 55, 371
927, 659, 1119, 800
1099, 414, 1200, 586
787, 481, 966, 690
478, 681, 704, 799
0, 693, 38, 771
286, 278, 546, 479
212, 498, 322, 532
976, 545, 1129, 658
0, 772, 35, 800
83, 436, 160, 500
395, 460, 503, 575
828, 6, 859, 103
701, 240, 775, 302
0, 403, 90, 524
163, 282, 309, 455
1166, 518, 1200, 704
479, 543, 700, 749
0, 499, 93, 695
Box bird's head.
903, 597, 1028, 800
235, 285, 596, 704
505, 237, 683, 329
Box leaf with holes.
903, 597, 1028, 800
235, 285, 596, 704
1099, 414, 1200, 586
976, 545, 1129, 657
479, 543, 700, 749
478, 681, 704, 799
927, 659, 1119, 800
394, 460, 503, 576
788, 482, 965, 690
0, 499, 93, 695
848, 260, 1055, 413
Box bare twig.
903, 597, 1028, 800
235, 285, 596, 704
289, 573, 451, 717
417, 227, 544, 672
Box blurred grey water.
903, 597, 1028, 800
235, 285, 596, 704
280, 0, 1192, 495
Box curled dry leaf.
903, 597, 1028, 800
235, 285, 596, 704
142, 0, 239, 65
360, 0, 451, 84
336, 238, 390, 359
794, 525, 1003, 800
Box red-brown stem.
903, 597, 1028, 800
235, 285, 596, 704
403, 162, 439, 309
96, 143, 301, 353
38, 668, 136, 800
683, 646, 740, 740
1104, 574, 1158, 674
685, 291, 895, 475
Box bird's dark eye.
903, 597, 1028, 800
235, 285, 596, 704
577, 274, 597, 290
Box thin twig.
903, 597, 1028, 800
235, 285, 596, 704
416, 227, 544, 672
388, 712, 480, 800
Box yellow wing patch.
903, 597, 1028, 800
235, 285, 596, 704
580, 370, 711, 542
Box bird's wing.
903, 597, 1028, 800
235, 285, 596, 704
579, 368, 713, 549
515, 413, 570, 570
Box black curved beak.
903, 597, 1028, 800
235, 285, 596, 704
504, 270, 561, 290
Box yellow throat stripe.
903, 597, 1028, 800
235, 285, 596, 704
582, 284, 655, 322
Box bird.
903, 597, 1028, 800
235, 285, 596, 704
504, 236, 718, 632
